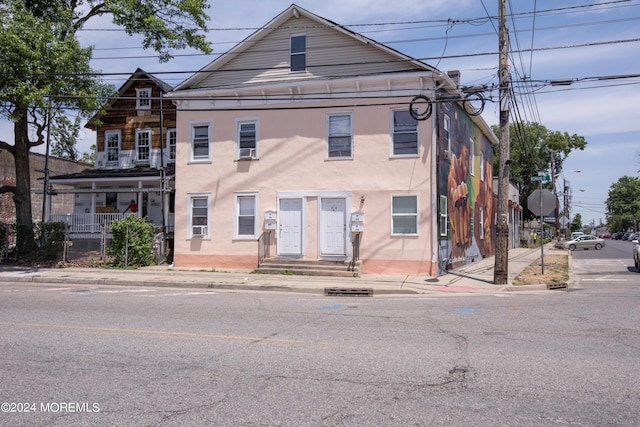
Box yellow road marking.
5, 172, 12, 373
0, 321, 331, 345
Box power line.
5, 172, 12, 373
5, 37, 639, 80
71, 0, 634, 33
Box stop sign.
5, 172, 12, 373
528, 189, 557, 216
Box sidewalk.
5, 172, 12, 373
0, 244, 567, 296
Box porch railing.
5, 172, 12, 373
49, 213, 174, 239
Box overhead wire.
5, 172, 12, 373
2, 1, 638, 113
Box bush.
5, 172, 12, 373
0, 222, 6, 260
35, 222, 66, 260
109, 215, 154, 268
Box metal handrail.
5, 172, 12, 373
257, 231, 272, 268
349, 233, 361, 271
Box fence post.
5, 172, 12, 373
125, 224, 129, 268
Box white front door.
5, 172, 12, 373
278, 198, 303, 256
320, 198, 347, 256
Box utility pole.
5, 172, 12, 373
494, 0, 510, 284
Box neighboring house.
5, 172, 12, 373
0, 150, 89, 224
166, 4, 498, 275
48, 68, 176, 239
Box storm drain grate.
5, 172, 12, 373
324, 287, 373, 296
547, 283, 568, 290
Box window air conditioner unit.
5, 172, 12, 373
443, 149, 451, 160
192, 226, 207, 236
238, 148, 256, 160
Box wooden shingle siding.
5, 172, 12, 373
95, 80, 175, 153
196, 16, 417, 89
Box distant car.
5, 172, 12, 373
557, 235, 606, 251
571, 232, 585, 239
601, 233, 611, 239
623, 232, 632, 241
633, 238, 640, 273
628, 233, 638, 241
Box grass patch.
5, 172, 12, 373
513, 254, 569, 286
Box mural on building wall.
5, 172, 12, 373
438, 103, 496, 272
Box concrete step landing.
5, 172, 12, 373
257, 258, 360, 278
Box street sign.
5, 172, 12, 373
530, 175, 550, 182
527, 189, 556, 216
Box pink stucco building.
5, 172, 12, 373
167, 4, 498, 275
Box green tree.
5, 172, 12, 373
0, 0, 211, 255
606, 176, 640, 232
0, 2, 113, 253
493, 122, 587, 221
51, 114, 82, 160
80, 145, 97, 165
570, 213, 582, 232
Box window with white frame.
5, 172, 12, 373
479, 207, 485, 239
469, 136, 475, 176
191, 123, 210, 161
236, 120, 258, 160
136, 88, 151, 109
392, 110, 419, 156
480, 151, 485, 181
167, 128, 176, 162
290, 34, 306, 72
234, 193, 257, 238
443, 114, 451, 155
105, 130, 120, 164
391, 195, 418, 235
189, 195, 209, 238
136, 129, 151, 163
439, 195, 448, 236
327, 113, 352, 158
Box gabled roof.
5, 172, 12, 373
85, 68, 174, 130
120, 67, 174, 94
174, 4, 439, 91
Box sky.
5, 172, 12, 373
4, 0, 639, 227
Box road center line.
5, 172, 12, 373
0, 321, 329, 345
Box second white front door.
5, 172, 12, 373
320, 198, 347, 256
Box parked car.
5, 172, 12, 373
557, 235, 606, 251
571, 231, 585, 239
628, 233, 638, 241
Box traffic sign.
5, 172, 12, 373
527, 189, 557, 216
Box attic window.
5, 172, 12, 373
290, 34, 306, 72
136, 88, 151, 109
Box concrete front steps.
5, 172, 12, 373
257, 258, 361, 277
